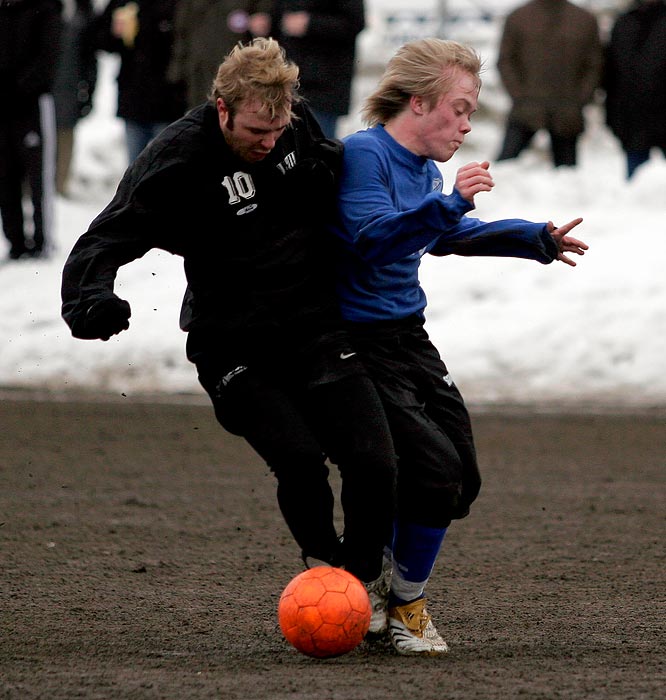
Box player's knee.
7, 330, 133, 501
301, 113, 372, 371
399, 481, 463, 528
338, 448, 397, 495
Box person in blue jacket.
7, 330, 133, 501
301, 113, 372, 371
330, 38, 588, 656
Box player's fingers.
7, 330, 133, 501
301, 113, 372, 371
458, 162, 491, 177
562, 235, 589, 251
456, 162, 480, 178
557, 252, 577, 267
461, 171, 494, 187
562, 245, 585, 256
556, 217, 584, 234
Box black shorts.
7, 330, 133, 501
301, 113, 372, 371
347, 315, 481, 527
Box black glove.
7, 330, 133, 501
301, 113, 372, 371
71, 297, 131, 341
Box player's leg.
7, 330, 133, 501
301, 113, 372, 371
354, 321, 476, 653
378, 386, 456, 655
306, 373, 397, 585
194, 358, 341, 567
296, 331, 398, 632
387, 401, 463, 603
384, 329, 481, 654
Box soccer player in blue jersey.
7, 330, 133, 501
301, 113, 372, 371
330, 38, 588, 655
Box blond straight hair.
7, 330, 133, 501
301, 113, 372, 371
363, 38, 483, 127
209, 38, 301, 121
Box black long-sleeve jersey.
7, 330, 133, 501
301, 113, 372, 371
61, 102, 346, 360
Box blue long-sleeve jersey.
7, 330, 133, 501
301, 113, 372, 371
330, 125, 559, 322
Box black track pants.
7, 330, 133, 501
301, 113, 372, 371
196, 364, 397, 583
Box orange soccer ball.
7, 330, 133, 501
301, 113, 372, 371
278, 566, 372, 658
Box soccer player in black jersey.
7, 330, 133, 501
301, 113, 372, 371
61, 39, 396, 626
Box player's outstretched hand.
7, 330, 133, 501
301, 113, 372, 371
547, 218, 588, 267
454, 160, 494, 205
72, 297, 131, 341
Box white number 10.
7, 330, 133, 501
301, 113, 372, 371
221, 172, 256, 204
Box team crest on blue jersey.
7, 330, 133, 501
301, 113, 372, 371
432, 178, 443, 191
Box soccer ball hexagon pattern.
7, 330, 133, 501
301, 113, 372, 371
278, 566, 372, 658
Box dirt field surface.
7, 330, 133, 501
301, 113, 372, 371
1, 393, 664, 700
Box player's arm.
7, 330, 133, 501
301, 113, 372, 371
61, 170, 176, 340
439, 162, 587, 266
332, 141, 475, 266
429, 216, 559, 262
430, 216, 587, 267
61, 214, 151, 341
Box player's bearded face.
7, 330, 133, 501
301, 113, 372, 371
217, 98, 291, 163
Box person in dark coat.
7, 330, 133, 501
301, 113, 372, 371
0, 0, 62, 260
603, 0, 666, 179
496, 0, 603, 167
271, 0, 365, 138
53, 0, 97, 196
167, 0, 272, 111
95, 0, 186, 163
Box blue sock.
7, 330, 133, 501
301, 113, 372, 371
390, 521, 447, 605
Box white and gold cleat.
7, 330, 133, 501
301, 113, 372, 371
388, 597, 449, 656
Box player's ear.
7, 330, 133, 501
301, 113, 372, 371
411, 95, 426, 116
216, 98, 230, 128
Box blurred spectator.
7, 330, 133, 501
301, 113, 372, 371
95, 0, 186, 164
603, 0, 666, 179
167, 1, 272, 110
496, 0, 602, 167
0, 0, 62, 260
271, 0, 365, 139
53, 0, 97, 197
